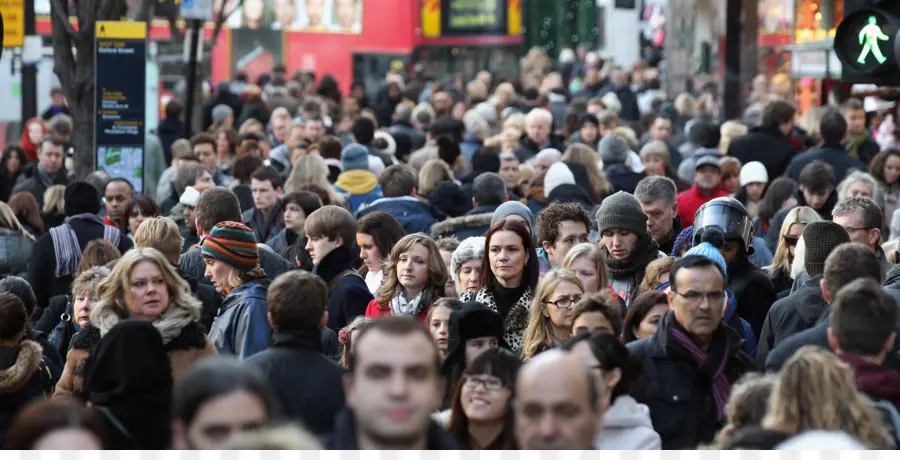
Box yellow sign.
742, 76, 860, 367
507, 0, 521, 36
95, 21, 148, 40
0, 0, 24, 48
421, 0, 441, 38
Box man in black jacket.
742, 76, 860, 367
628, 255, 756, 449
786, 109, 865, 183
245, 271, 346, 436
328, 317, 458, 449
729, 100, 797, 179
757, 221, 850, 366
12, 136, 69, 208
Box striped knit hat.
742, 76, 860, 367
201, 221, 265, 277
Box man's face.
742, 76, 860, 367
38, 141, 64, 174
173, 390, 269, 449
801, 186, 833, 211
432, 93, 450, 115
601, 228, 638, 260
579, 123, 599, 144
306, 0, 325, 25
527, 118, 550, 146
641, 199, 675, 242
250, 178, 281, 213
335, 0, 357, 28
104, 181, 133, 220
52, 92, 65, 105
834, 209, 878, 249
273, 0, 294, 26
668, 265, 726, 342
694, 165, 722, 190
305, 121, 325, 143
305, 235, 341, 265
546, 221, 588, 266
845, 109, 866, 135
535, 157, 555, 177
287, 126, 306, 145
194, 142, 217, 169
345, 330, 443, 447
499, 158, 520, 189
650, 118, 672, 141
272, 116, 290, 142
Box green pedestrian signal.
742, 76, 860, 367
858, 16, 890, 64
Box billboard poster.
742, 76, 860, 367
231, 28, 284, 83
215, 0, 363, 32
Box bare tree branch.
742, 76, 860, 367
212, 0, 244, 43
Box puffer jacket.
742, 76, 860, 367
0, 228, 32, 277
208, 279, 271, 359
594, 395, 661, 450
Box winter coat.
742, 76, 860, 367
390, 122, 427, 153
315, 246, 373, 332
0, 228, 32, 278
245, 329, 346, 435
178, 245, 294, 288
430, 204, 499, 240
768, 266, 793, 296
242, 200, 285, 243
428, 181, 470, 218
28, 218, 133, 309
458, 286, 534, 354
594, 395, 661, 450
513, 133, 567, 163
676, 185, 729, 227
0, 340, 54, 447
326, 408, 459, 449
728, 126, 796, 180
365, 298, 429, 322
459, 134, 482, 167
333, 170, 383, 214
208, 279, 271, 359
786, 143, 866, 184
605, 163, 645, 195
628, 311, 757, 449
155, 117, 184, 165
143, 134, 167, 200
546, 183, 595, 211
176, 267, 222, 333
840, 352, 900, 410
727, 257, 777, 339
756, 275, 827, 367
54, 294, 216, 398
265, 228, 313, 272
357, 196, 441, 235
11, 164, 69, 208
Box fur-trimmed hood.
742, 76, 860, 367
89, 292, 202, 345
430, 212, 494, 238
0, 340, 42, 392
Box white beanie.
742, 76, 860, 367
739, 161, 769, 186
543, 162, 576, 197
180, 186, 200, 208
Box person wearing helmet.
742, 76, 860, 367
693, 197, 777, 338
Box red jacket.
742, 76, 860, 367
365, 299, 429, 322
676, 185, 728, 227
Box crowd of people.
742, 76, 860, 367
2, 48, 900, 450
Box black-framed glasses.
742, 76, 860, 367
782, 234, 799, 247
842, 226, 872, 234
546, 295, 582, 310
672, 289, 725, 306
462, 374, 505, 391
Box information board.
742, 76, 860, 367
0, 0, 24, 48
442, 0, 506, 36
94, 21, 147, 194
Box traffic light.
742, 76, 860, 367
834, 0, 900, 84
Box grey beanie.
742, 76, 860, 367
595, 191, 648, 238
491, 201, 535, 235
599, 134, 630, 164
212, 104, 233, 123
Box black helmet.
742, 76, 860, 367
693, 197, 754, 252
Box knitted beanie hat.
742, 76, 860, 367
201, 221, 265, 276
802, 221, 851, 276
595, 191, 648, 238
543, 162, 576, 197
685, 242, 727, 275
491, 201, 535, 236
599, 134, 630, 164
341, 143, 370, 172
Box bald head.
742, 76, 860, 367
514, 350, 600, 450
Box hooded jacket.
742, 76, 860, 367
334, 170, 383, 214
430, 204, 500, 240
594, 395, 661, 450
757, 275, 827, 367
0, 340, 53, 447
358, 196, 442, 235
208, 278, 271, 359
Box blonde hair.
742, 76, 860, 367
561, 243, 608, 293
563, 143, 613, 201
719, 121, 749, 155
133, 217, 184, 264
340, 316, 374, 368
418, 159, 454, 198
503, 113, 526, 134
0, 202, 34, 242
42, 184, 66, 215
614, 126, 639, 151
518, 163, 535, 187
522, 269, 584, 360
639, 256, 677, 293
674, 93, 696, 118
763, 346, 892, 449
709, 373, 778, 448
766, 206, 822, 277
285, 154, 344, 204
224, 424, 322, 450
375, 233, 448, 308
492, 82, 516, 108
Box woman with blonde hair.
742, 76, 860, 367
55, 247, 216, 398
0, 202, 33, 277
763, 346, 893, 449
502, 113, 526, 134
521, 269, 585, 360
707, 373, 778, 448
638, 256, 676, 293
719, 121, 748, 155
563, 144, 613, 202
491, 82, 517, 114
365, 233, 448, 321
285, 154, 344, 205
562, 243, 609, 295
338, 316, 373, 368
418, 158, 455, 198
765, 206, 821, 293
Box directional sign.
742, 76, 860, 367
0, 0, 24, 49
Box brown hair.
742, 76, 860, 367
380, 164, 418, 197
868, 149, 900, 185
0, 291, 26, 340
375, 233, 448, 307
571, 291, 623, 337
194, 187, 242, 234
639, 256, 677, 293
304, 205, 357, 247
823, 243, 884, 297
268, 271, 328, 331
8, 192, 44, 233
482, 219, 540, 292
5, 399, 107, 449
74, 240, 122, 278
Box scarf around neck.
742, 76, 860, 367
602, 236, 660, 280
845, 131, 871, 160
390, 288, 426, 317
668, 316, 731, 420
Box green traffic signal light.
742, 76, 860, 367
858, 15, 890, 64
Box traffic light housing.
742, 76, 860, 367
835, 0, 900, 84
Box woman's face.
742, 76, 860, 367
885, 155, 900, 185
845, 181, 873, 199
641, 155, 665, 176
544, 281, 583, 330
195, 171, 215, 190
723, 174, 740, 194
785, 223, 806, 258
465, 336, 499, 366
73, 290, 95, 327
488, 231, 527, 286
27, 122, 44, 144
397, 243, 431, 294
634, 303, 668, 340
128, 207, 145, 234
569, 256, 601, 294
181, 390, 269, 450
204, 258, 235, 295
457, 259, 483, 293
356, 233, 382, 273
429, 306, 452, 353
746, 182, 766, 201
460, 373, 512, 424
216, 133, 231, 156
282, 203, 307, 232
572, 311, 614, 336
127, 261, 171, 320
6, 152, 21, 174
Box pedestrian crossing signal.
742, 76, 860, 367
834, 6, 900, 84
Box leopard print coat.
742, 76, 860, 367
458, 287, 534, 354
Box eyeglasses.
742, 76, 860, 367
672, 289, 725, 306
782, 235, 799, 247
546, 295, 582, 310
842, 226, 872, 234
463, 374, 505, 391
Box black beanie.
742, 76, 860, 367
802, 221, 851, 276
64, 181, 102, 217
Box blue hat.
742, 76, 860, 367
684, 241, 727, 275
341, 143, 369, 172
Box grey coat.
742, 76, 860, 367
0, 228, 32, 277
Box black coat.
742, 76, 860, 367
605, 163, 645, 195
785, 144, 866, 184
0, 341, 54, 447
11, 165, 69, 208
325, 408, 459, 449
727, 257, 777, 339
28, 219, 133, 309
628, 312, 756, 449
513, 133, 566, 163
756, 275, 828, 367
728, 126, 796, 180
176, 267, 222, 333
156, 117, 184, 166
245, 329, 346, 436
315, 246, 373, 332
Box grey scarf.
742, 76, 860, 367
389, 288, 426, 317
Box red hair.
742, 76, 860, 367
19, 118, 48, 162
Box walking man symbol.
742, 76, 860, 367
858, 16, 889, 65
